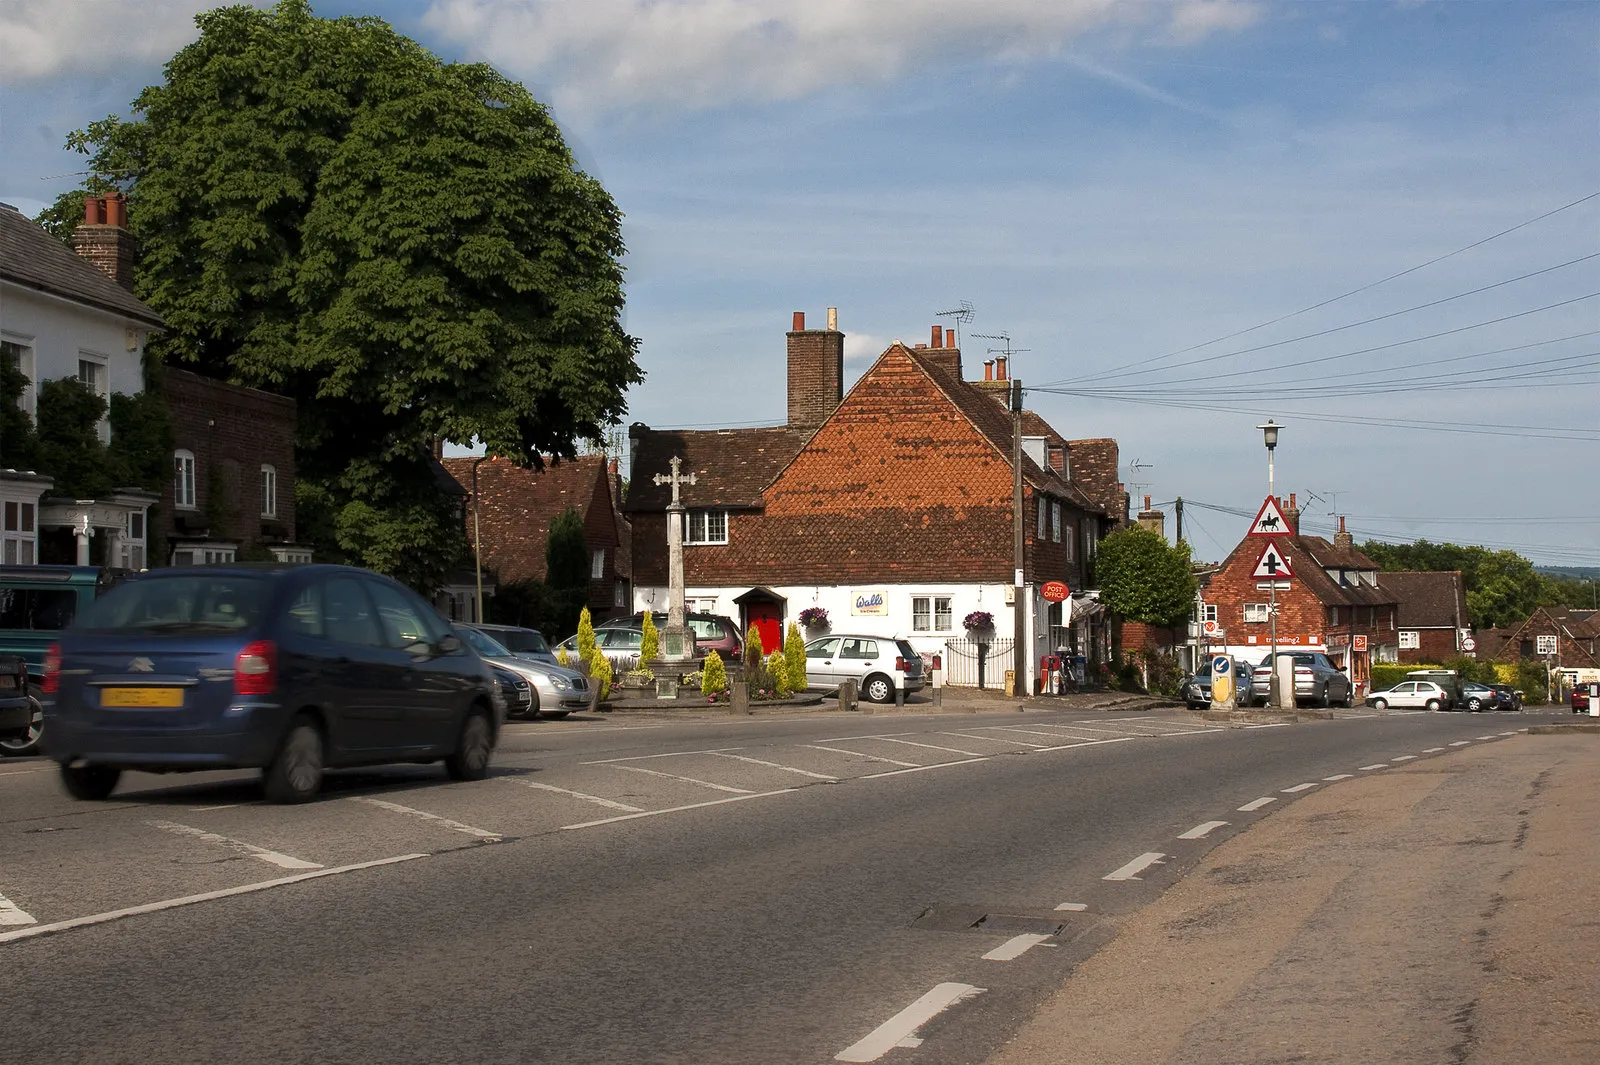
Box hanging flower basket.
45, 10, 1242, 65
798, 606, 829, 629
964, 610, 995, 632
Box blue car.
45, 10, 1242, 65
44, 565, 502, 804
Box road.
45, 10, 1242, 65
0, 704, 1554, 1065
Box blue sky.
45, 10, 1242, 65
3, 1, 1597, 567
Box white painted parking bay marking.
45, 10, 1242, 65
945, 730, 1051, 749
707, 752, 837, 780
583, 747, 741, 765
863, 758, 988, 780
0, 854, 427, 946
1178, 820, 1228, 840
562, 788, 797, 830
0, 892, 36, 926
350, 798, 502, 839
1035, 737, 1134, 753
1104, 852, 1166, 881
1238, 797, 1276, 812
606, 764, 753, 794
1282, 782, 1318, 793
147, 820, 322, 870
871, 737, 987, 757
835, 983, 986, 1062
1054, 901, 1088, 912
517, 780, 643, 812
804, 744, 920, 768
984, 933, 1052, 961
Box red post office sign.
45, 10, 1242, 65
1040, 580, 1070, 603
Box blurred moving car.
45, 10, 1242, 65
1250, 651, 1353, 708
1459, 681, 1504, 713
803, 634, 924, 703
597, 612, 744, 660
1365, 680, 1451, 711
463, 623, 558, 664
0, 654, 30, 745
1179, 658, 1256, 709
489, 663, 535, 719
459, 626, 590, 718
0, 565, 121, 757
45, 565, 502, 803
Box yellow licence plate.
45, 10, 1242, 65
101, 687, 185, 708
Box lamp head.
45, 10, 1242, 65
1256, 419, 1280, 451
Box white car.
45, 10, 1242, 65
803, 634, 925, 703
1365, 680, 1451, 712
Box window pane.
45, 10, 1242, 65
807, 638, 840, 657
591, 549, 605, 579
934, 597, 953, 631
1037, 500, 1046, 538
77, 575, 264, 633
707, 510, 727, 542
912, 596, 930, 631
366, 580, 432, 650
283, 583, 324, 638
323, 578, 384, 647
2, 540, 14, 564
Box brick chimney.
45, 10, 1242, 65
1334, 515, 1353, 549
920, 323, 963, 378
72, 194, 136, 291
787, 309, 844, 431
1283, 492, 1300, 534
1136, 494, 1165, 537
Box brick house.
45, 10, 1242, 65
1200, 496, 1398, 695
1481, 607, 1600, 689
1381, 569, 1470, 663
625, 311, 1119, 686
441, 454, 631, 623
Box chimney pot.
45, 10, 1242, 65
792, 311, 805, 332
931, 324, 942, 347
984, 360, 994, 381
83, 197, 102, 226
996, 355, 1008, 380
945, 327, 955, 347
827, 307, 837, 331
1339, 515, 1346, 532
1144, 494, 1151, 509
106, 195, 126, 228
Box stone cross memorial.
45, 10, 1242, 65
653, 455, 697, 663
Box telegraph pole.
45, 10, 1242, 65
1011, 377, 1028, 699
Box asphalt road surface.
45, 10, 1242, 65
0, 705, 1555, 1065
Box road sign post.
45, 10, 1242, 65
1246, 499, 1294, 710
1210, 652, 1236, 711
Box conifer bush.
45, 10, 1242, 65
640, 609, 660, 663
783, 621, 807, 692
701, 651, 728, 695
769, 652, 792, 697
577, 607, 596, 662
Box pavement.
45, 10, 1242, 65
981, 726, 1600, 1065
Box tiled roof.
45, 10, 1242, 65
0, 205, 164, 328
1381, 571, 1467, 629
1551, 607, 1600, 640
625, 426, 809, 511
1219, 532, 1398, 608
441, 455, 611, 583
1063, 438, 1124, 524
1299, 536, 1380, 570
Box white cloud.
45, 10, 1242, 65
422, 0, 1266, 116
844, 332, 890, 362
0, 1, 270, 84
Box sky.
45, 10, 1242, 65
2, 0, 1597, 568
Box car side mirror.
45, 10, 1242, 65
436, 633, 462, 655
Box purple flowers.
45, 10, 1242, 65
964, 610, 995, 631
798, 606, 829, 627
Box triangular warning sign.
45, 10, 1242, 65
1251, 542, 1294, 579
1247, 496, 1292, 537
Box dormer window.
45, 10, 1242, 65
684, 509, 728, 545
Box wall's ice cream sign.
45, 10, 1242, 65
851, 590, 888, 616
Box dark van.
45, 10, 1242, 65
45, 564, 502, 803
0, 565, 117, 756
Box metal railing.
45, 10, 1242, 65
943, 637, 1015, 689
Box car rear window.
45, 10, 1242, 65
0, 588, 79, 631
496, 629, 551, 654
77, 575, 268, 634
461, 628, 511, 657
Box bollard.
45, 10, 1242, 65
731, 681, 750, 715
839, 679, 859, 713
894, 684, 905, 708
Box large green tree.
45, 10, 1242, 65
61, 0, 640, 590
1096, 524, 1197, 627
1360, 539, 1554, 629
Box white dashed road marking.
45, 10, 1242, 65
1104, 852, 1167, 881
1423, 747, 1447, 753
1323, 774, 1354, 781
1393, 755, 1417, 762
1282, 783, 1318, 793
1449, 741, 1472, 747
147, 820, 322, 870
1500, 731, 1519, 736
350, 798, 503, 839
517, 780, 644, 812
983, 933, 1053, 961
1178, 820, 1229, 840
0, 892, 36, 926
606, 764, 754, 794
1477, 735, 1498, 741
1359, 764, 1389, 771
1054, 901, 1088, 912
804, 744, 921, 768
835, 983, 986, 1063
1238, 797, 1277, 812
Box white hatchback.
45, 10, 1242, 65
804, 635, 925, 703
1365, 680, 1451, 712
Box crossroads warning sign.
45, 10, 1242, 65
1247, 497, 1292, 537
1251, 541, 1294, 579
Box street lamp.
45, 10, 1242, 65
1256, 420, 1284, 708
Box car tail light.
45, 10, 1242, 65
234, 640, 278, 696
895, 656, 908, 672
42, 643, 61, 693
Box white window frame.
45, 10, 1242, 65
1535, 634, 1558, 656
1244, 603, 1271, 624
1202, 604, 1218, 624
174, 450, 197, 510
260, 464, 278, 518
270, 546, 314, 565
1398, 630, 1420, 650
122, 508, 147, 571
591, 548, 606, 580
77, 352, 111, 443
2, 499, 37, 565
911, 595, 955, 633
2, 336, 36, 416
684, 509, 729, 545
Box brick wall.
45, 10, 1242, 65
786, 313, 844, 430
1401, 628, 1459, 664
161, 368, 297, 557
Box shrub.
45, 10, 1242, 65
626, 666, 654, 683
1515, 658, 1549, 704
768, 652, 792, 698
701, 651, 728, 695
586, 647, 613, 700
640, 609, 660, 663
576, 607, 596, 663
556, 647, 572, 668
745, 623, 765, 663
783, 621, 807, 692
1137, 650, 1184, 697
682, 670, 705, 689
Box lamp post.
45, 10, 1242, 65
471, 456, 489, 624
1256, 420, 1283, 709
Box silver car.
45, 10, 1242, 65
460, 626, 591, 718
803, 634, 925, 703
464, 623, 558, 664
554, 627, 644, 671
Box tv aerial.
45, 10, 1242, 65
935, 301, 975, 347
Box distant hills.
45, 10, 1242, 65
1536, 566, 1600, 580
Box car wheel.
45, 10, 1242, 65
862, 673, 895, 704
1426, 698, 1443, 712
59, 763, 121, 801
1468, 697, 1483, 712
263, 716, 324, 804
445, 708, 493, 781
541, 711, 570, 720
1372, 698, 1388, 711
0, 694, 44, 757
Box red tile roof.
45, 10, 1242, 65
1381, 571, 1467, 629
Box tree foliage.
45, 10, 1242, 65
640, 609, 659, 663
1096, 524, 1197, 627
782, 621, 807, 692
546, 507, 589, 590
62, 0, 640, 591
1359, 539, 1570, 630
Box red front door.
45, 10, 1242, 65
745, 603, 783, 659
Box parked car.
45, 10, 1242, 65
1250, 651, 1354, 708
462, 623, 557, 664
1180, 658, 1256, 709
803, 634, 925, 703
490, 663, 535, 719
598, 612, 744, 661
1574, 684, 1596, 714
1488, 684, 1523, 711
460, 625, 590, 718
555, 627, 645, 670
0, 654, 31, 745
0, 565, 121, 756
1459, 681, 1504, 713
43, 564, 502, 803
1365, 680, 1451, 711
